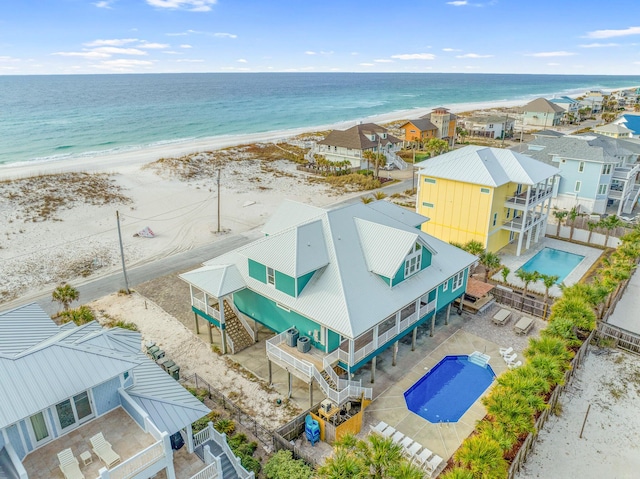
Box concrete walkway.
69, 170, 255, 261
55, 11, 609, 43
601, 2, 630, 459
606, 268, 640, 334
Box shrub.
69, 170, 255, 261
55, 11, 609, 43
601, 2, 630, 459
214, 418, 236, 435
59, 305, 95, 325
264, 450, 313, 479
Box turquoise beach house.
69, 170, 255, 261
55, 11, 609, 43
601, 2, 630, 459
180, 200, 476, 405
0, 303, 247, 479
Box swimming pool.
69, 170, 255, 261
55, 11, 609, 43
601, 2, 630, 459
518, 247, 585, 283
404, 355, 495, 423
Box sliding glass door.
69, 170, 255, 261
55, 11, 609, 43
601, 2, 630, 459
55, 391, 94, 431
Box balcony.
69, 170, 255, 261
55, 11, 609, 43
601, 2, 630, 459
612, 164, 640, 181
504, 186, 553, 209
502, 213, 546, 232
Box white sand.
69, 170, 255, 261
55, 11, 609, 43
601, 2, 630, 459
515, 349, 640, 479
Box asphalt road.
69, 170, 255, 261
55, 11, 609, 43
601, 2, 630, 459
5, 177, 413, 316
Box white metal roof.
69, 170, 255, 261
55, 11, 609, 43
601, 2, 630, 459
197, 202, 476, 339
418, 145, 559, 187
366, 200, 429, 227
0, 303, 60, 357
261, 200, 324, 235
180, 264, 246, 297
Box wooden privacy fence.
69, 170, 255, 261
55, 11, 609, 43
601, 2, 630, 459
596, 323, 640, 355
507, 329, 594, 478
273, 403, 323, 466
492, 286, 552, 320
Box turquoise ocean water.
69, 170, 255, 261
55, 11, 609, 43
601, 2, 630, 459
1, 73, 639, 166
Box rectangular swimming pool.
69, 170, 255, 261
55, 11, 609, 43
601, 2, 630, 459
518, 247, 585, 283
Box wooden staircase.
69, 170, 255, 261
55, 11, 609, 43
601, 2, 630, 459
321, 369, 337, 389
223, 300, 254, 354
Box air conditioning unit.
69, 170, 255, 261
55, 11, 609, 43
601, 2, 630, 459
320, 399, 334, 414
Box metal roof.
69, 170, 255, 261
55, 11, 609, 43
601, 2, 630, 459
0, 303, 59, 357
180, 264, 246, 298
366, 200, 428, 227
262, 200, 324, 235
418, 145, 559, 187
594, 123, 633, 135
196, 202, 476, 339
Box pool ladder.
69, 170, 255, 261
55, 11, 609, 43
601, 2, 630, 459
468, 351, 491, 368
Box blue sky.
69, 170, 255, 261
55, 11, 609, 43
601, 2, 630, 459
1, 0, 640, 75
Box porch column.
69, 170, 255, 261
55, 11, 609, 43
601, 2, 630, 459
220, 300, 227, 355
194, 312, 200, 335
370, 356, 376, 383
392, 342, 398, 366
446, 303, 451, 324
373, 325, 379, 349
186, 424, 195, 454
162, 433, 177, 479
430, 314, 435, 337
268, 359, 272, 386
349, 339, 355, 367
411, 328, 417, 351
288, 371, 292, 398
395, 311, 401, 335
309, 378, 314, 408
516, 187, 532, 256
208, 322, 213, 344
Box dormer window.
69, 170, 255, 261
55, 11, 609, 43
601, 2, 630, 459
404, 243, 422, 278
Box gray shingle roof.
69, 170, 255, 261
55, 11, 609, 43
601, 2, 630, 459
400, 119, 438, 131
523, 97, 565, 114
318, 123, 401, 150
195, 202, 475, 339
418, 145, 559, 187
521, 134, 639, 165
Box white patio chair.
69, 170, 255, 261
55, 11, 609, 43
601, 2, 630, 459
406, 441, 422, 458
414, 447, 433, 466
90, 432, 121, 468
391, 430, 405, 445
381, 425, 396, 438
508, 360, 523, 369
370, 421, 388, 435
499, 347, 513, 358
426, 454, 444, 476
503, 353, 517, 364
400, 436, 413, 451
57, 448, 85, 479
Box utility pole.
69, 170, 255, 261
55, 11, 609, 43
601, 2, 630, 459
116, 211, 130, 294
217, 169, 221, 233
501, 114, 509, 148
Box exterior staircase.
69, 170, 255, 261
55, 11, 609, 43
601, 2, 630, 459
195, 439, 238, 479
321, 369, 337, 390
223, 300, 254, 354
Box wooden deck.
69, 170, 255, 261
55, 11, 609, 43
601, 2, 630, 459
278, 342, 326, 372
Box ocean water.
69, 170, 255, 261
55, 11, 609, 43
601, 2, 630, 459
1, 73, 639, 166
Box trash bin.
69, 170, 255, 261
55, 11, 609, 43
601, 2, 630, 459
168, 364, 180, 380
297, 336, 310, 353
151, 348, 165, 361
170, 432, 184, 450
147, 345, 159, 358
286, 328, 299, 347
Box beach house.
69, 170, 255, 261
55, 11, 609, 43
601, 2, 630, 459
0, 303, 248, 479
522, 98, 565, 128
311, 123, 404, 169
416, 145, 559, 256
459, 114, 515, 139
614, 114, 640, 137
519, 133, 640, 215
550, 96, 581, 123
593, 123, 634, 139
400, 107, 458, 146
180, 200, 475, 405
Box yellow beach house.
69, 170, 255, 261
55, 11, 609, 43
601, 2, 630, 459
416, 145, 560, 256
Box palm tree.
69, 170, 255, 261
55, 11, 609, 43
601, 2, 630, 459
424, 138, 449, 157
553, 210, 568, 236
59, 305, 95, 325
387, 462, 425, 479
515, 269, 540, 298
567, 206, 580, 240
600, 215, 624, 247
463, 240, 485, 256
540, 274, 559, 304
586, 220, 599, 244
603, 262, 633, 308
500, 266, 510, 284
479, 251, 501, 282
454, 434, 508, 479
316, 449, 362, 479
440, 468, 474, 479
362, 150, 375, 172
52, 283, 79, 312
498, 364, 551, 396
475, 420, 518, 453
526, 336, 574, 364
371, 153, 387, 180
361, 196, 374, 204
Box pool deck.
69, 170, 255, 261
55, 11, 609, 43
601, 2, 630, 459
495, 237, 602, 297
365, 329, 509, 462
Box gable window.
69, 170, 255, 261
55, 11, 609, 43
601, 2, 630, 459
480, 187, 490, 194
266, 267, 275, 286
424, 178, 436, 184
404, 243, 422, 278
602, 164, 612, 175
598, 183, 608, 195
575, 181, 581, 192
422, 202, 434, 208
578, 161, 585, 173
452, 271, 464, 290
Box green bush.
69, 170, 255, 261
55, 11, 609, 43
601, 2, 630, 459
264, 450, 313, 479
59, 305, 95, 325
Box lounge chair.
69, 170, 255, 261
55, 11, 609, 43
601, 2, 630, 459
57, 448, 85, 479
400, 436, 413, 451
414, 447, 433, 466
381, 425, 396, 438
426, 454, 444, 475
370, 421, 388, 435
499, 347, 513, 358
503, 353, 517, 364
90, 432, 121, 468
391, 431, 405, 444
508, 360, 523, 369
406, 441, 422, 458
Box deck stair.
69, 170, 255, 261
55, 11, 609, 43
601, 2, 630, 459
321, 368, 337, 390
195, 439, 238, 479
223, 300, 254, 354
468, 351, 491, 368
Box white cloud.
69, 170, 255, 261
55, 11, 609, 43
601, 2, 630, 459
547, 62, 560, 66
442, 47, 461, 52
138, 42, 170, 49
84, 38, 138, 47
374, 59, 394, 63
526, 51, 576, 57
391, 53, 435, 60
456, 53, 493, 58
305, 51, 317, 55
359, 63, 374, 66
52, 51, 111, 58
146, 0, 217, 12
579, 42, 619, 48
92, 59, 154, 71
177, 59, 205, 62
586, 26, 640, 39
213, 32, 237, 39
330, 68, 341, 71
93, 47, 148, 55
447, 1, 468, 5
180, 44, 192, 48
237, 58, 247, 63
168, 30, 235, 38
94, 1, 113, 8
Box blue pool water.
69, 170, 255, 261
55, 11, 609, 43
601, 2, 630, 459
518, 247, 585, 283
404, 355, 495, 423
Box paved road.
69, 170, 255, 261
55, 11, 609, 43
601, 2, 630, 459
3, 177, 413, 316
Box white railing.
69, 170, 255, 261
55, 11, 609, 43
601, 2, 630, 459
266, 332, 315, 378
323, 348, 349, 369
384, 151, 408, 170
233, 307, 257, 342
226, 331, 236, 354
505, 187, 552, 207
419, 299, 437, 319
188, 463, 218, 479
193, 426, 212, 449
192, 297, 221, 321
211, 428, 255, 479
108, 441, 165, 479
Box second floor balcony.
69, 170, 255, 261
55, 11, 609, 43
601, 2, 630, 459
502, 212, 546, 232
504, 186, 553, 209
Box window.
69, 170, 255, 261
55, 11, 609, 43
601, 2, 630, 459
422, 202, 434, 208
578, 161, 585, 173
480, 187, 490, 194
492, 213, 498, 226
442, 280, 448, 292
602, 164, 612, 175
55, 392, 93, 431
452, 271, 464, 290
424, 178, 436, 184
404, 243, 422, 277
575, 181, 581, 192
410, 129, 416, 133
266, 267, 275, 286
29, 412, 49, 443
598, 183, 608, 195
